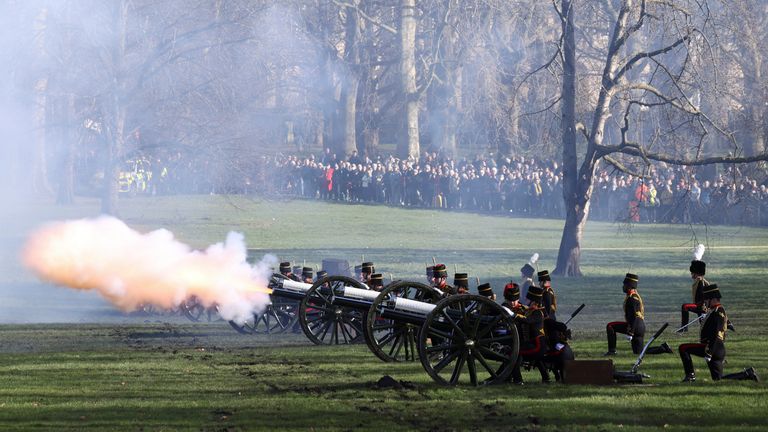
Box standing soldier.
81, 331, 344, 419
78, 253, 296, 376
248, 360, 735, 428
604, 273, 673, 356
279, 261, 301, 282
361, 262, 375, 285
681, 244, 707, 332
520, 253, 539, 300
678, 284, 758, 382
432, 264, 457, 295
301, 267, 314, 284
509, 285, 549, 384
477, 282, 496, 301
538, 270, 557, 321
502, 282, 525, 314
315, 270, 328, 283
425, 265, 435, 285
369, 273, 384, 291
453, 272, 469, 294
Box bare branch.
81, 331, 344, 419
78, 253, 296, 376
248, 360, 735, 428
332, 0, 397, 35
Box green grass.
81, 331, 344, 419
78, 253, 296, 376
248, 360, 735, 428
1, 195, 767, 430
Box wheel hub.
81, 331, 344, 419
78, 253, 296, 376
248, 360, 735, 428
465, 339, 475, 348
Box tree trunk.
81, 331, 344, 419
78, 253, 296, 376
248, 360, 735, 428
553, 0, 581, 276
744, 47, 765, 156
341, 4, 359, 157
101, 0, 128, 216
56, 94, 76, 205
31, 7, 52, 196
398, 0, 419, 158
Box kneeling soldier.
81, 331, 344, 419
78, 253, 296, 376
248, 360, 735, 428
605, 273, 672, 356
678, 284, 759, 382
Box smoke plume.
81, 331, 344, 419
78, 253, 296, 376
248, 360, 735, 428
22, 216, 274, 323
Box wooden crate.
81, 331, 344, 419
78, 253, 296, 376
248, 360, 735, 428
563, 360, 615, 385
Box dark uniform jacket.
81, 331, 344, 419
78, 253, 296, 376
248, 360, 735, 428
543, 288, 557, 318
515, 307, 545, 344
700, 304, 727, 352
624, 292, 645, 336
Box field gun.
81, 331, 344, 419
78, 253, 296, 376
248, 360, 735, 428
271, 275, 521, 386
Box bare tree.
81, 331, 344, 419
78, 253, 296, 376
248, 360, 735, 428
546, 0, 768, 276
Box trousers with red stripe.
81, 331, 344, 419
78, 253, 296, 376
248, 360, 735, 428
510, 335, 549, 383
678, 341, 725, 380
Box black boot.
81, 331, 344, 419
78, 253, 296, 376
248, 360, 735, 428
682, 373, 696, 382
723, 367, 759, 382
645, 342, 673, 355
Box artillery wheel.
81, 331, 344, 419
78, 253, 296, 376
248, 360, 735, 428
299, 275, 366, 345
418, 294, 519, 386
228, 299, 297, 334
180, 297, 221, 322
365, 281, 442, 362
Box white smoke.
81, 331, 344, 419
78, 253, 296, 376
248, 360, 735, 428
22, 216, 275, 323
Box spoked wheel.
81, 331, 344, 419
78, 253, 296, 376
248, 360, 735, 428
228, 298, 297, 335
366, 281, 442, 362
180, 297, 220, 322
299, 275, 367, 345
418, 294, 519, 386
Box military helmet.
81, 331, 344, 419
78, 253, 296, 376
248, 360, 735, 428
526, 285, 544, 302
702, 283, 721, 300
433, 263, 447, 278
537, 270, 551, 283
477, 282, 494, 298
453, 273, 468, 289
503, 282, 520, 301
623, 273, 639, 292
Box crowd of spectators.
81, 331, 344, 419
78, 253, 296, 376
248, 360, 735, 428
143, 148, 768, 227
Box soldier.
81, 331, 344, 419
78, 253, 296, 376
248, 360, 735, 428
501, 282, 525, 314
279, 261, 301, 282
477, 282, 495, 301
369, 273, 384, 291
432, 264, 457, 295
538, 270, 557, 321
542, 319, 574, 382
292, 265, 303, 281
680, 247, 708, 332
678, 284, 758, 382
453, 273, 469, 294
520, 253, 538, 301
509, 285, 549, 384
604, 273, 673, 356
301, 267, 314, 284
425, 265, 435, 285
316, 270, 328, 282
361, 262, 375, 285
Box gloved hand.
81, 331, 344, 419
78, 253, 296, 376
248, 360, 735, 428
625, 334, 633, 342
705, 346, 712, 362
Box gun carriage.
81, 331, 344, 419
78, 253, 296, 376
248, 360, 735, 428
271, 275, 521, 386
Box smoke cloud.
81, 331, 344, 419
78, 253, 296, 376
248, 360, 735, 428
22, 216, 275, 324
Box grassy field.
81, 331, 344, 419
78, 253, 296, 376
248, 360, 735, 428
0, 195, 767, 431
